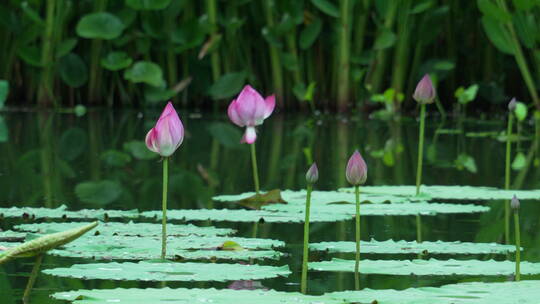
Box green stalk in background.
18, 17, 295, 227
390, 0, 412, 112
37, 0, 57, 106
301, 163, 318, 294
250, 143, 260, 195
87, 0, 108, 104
336, 0, 354, 112
22, 254, 43, 303
161, 157, 169, 259
354, 185, 361, 290
505, 99, 516, 244
206, 0, 221, 110
263, 1, 284, 103
511, 195, 521, 281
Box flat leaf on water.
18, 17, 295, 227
310, 239, 519, 255
14, 221, 235, 237
43, 261, 291, 282
53, 287, 344, 304
0, 231, 27, 242
0, 205, 139, 220
233, 189, 286, 210
310, 258, 540, 276
328, 280, 540, 304
339, 185, 540, 200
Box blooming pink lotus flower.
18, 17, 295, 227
413, 74, 436, 104
145, 102, 184, 157
305, 163, 319, 184
346, 150, 367, 185
228, 85, 275, 144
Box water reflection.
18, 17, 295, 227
1, 110, 540, 302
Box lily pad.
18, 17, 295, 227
339, 185, 540, 200
14, 222, 235, 237
310, 239, 519, 255
328, 280, 540, 304
52, 287, 344, 304
141, 208, 353, 223
0, 231, 27, 242
309, 258, 540, 276
0, 205, 139, 220
44, 261, 291, 282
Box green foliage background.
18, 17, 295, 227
1, 0, 540, 111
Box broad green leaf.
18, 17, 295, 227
17, 46, 42, 67
74, 180, 123, 205
481, 16, 514, 54
455, 154, 477, 173
514, 101, 528, 121
55, 38, 78, 59
207, 71, 247, 99
207, 122, 244, 149
0, 205, 139, 220
144, 86, 177, 104
0, 80, 8, 109
512, 152, 527, 170
0, 231, 26, 242
477, 0, 512, 22
124, 61, 165, 87
0, 222, 97, 265
455, 84, 479, 104
101, 51, 133, 71
125, 0, 172, 10
339, 185, 540, 200
53, 287, 345, 304
44, 261, 290, 281
310, 239, 518, 255
299, 18, 322, 49
58, 53, 88, 88
311, 0, 340, 17
76, 12, 125, 40
512, 0, 536, 10
101, 150, 132, 167
123, 140, 159, 160
329, 280, 540, 304
15, 222, 234, 237
310, 258, 540, 276
20, 2, 43, 25
374, 29, 396, 50
513, 12, 536, 49
58, 127, 87, 161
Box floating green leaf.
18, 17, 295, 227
310, 239, 519, 255
124, 61, 165, 87
0, 205, 138, 220
14, 222, 234, 237
0, 231, 27, 242
310, 258, 540, 276
53, 287, 344, 304
340, 185, 540, 200
44, 261, 290, 281
76, 12, 125, 40
0, 222, 97, 265
328, 280, 540, 304
74, 180, 123, 205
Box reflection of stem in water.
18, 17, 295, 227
300, 184, 312, 294
354, 185, 361, 290
514, 210, 521, 281
38, 113, 55, 207
504, 114, 514, 244
335, 120, 348, 291
250, 221, 258, 238
266, 118, 283, 187
22, 254, 43, 304
250, 143, 260, 195
416, 214, 422, 243
161, 157, 169, 260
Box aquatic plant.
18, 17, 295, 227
145, 101, 184, 259
511, 195, 521, 281
505, 98, 516, 244
301, 162, 318, 294
346, 150, 367, 290
228, 85, 275, 195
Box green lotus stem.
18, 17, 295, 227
161, 157, 169, 260
505, 114, 514, 244
514, 210, 521, 281
37, 0, 57, 106
22, 254, 43, 303
336, 0, 352, 111
250, 143, 260, 195
263, 0, 283, 101
416, 103, 426, 195
354, 185, 361, 290
300, 184, 313, 294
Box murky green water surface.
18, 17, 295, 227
1, 110, 539, 303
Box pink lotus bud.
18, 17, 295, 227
305, 163, 319, 184
346, 150, 367, 186
145, 102, 184, 157
228, 85, 275, 144
508, 98, 517, 112
511, 195, 520, 210
413, 74, 436, 104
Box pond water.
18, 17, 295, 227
1, 110, 539, 303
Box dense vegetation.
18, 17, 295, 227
0, 0, 539, 112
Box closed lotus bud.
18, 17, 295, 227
145, 102, 184, 157
413, 74, 436, 104
508, 98, 517, 112
511, 195, 520, 211
305, 163, 319, 184
346, 150, 367, 186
